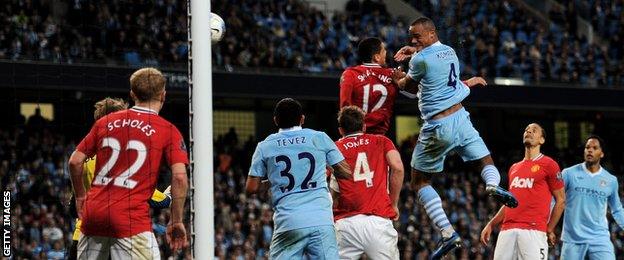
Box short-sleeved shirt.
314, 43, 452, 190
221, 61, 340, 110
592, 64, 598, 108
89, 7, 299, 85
502, 154, 563, 232
407, 42, 470, 120
76, 106, 188, 238
561, 163, 624, 243
331, 133, 397, 221
340, 63, 398, 135
249, 127, 344, 233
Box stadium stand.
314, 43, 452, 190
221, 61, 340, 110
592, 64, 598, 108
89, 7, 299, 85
2, 0, 622, 86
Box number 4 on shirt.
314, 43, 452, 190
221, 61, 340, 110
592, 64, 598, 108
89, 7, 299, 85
354, 152, 374, 187
447, 63, 457, 89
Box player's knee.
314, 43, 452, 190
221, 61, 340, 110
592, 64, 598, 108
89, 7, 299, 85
410, 169, 430, 190
478, 155, 494, 170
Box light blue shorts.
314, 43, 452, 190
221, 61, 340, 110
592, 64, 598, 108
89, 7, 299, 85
561, 241, 615, 260
411, 108, 489, 173
270, 225, 339, 260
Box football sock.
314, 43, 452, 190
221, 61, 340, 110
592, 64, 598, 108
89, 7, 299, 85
418, 185, 454, 238
481, 164, 501, 187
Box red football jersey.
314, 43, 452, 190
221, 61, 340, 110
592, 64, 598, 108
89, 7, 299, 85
76, 106, 188, 238
333, 133, 397, 221
502, 154, 563, 232
340, 63, 398, 135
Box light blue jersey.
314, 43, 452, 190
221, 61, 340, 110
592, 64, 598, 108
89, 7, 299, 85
407, 41, 470, 120
561, 163, 624, 244
249, 127, 344, 234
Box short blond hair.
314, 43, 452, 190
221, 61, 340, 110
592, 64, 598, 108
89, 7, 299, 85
94, 97, 128, 119
130, 67, 166, 102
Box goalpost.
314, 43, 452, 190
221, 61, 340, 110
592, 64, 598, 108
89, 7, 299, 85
188, 0, 214, 258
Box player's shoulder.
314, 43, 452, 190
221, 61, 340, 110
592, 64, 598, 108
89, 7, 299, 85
365, 133, 392, 143
561, 163, 581, 174
538, 154, 559, 166
601, 167, 617, 181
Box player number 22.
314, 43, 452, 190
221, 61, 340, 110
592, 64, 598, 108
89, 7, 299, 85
354, 152, 374, 188
93, 137, 147, 189
362, 84, 387, 113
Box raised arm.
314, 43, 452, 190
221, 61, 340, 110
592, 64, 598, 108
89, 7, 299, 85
339, 71, 354, 108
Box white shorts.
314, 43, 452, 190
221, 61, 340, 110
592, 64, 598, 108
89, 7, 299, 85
77, 231, 161, 260
335, 214, 399, 260
493, 228, 548, 260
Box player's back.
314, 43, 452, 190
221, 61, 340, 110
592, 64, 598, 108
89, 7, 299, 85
502, 154, 562, 232
256, 128, 336, 233
340, 64, 397, 134
77, 107, 187, 237
333, 133, 396, 220
561, 163, 617, 243
411, 43, 470, 120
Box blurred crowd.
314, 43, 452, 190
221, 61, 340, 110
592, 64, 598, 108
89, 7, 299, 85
1, 0, 622, 87
0, 0, 188, 66
3, 118, 624, 259
406, 0, 624, 87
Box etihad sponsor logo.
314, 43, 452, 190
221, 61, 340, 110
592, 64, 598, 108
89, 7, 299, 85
510, 177, 534, 188
574, 187, 607, 197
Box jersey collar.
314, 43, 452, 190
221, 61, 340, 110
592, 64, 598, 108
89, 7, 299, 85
362, 63, 381, 68
581, 163, 603, 177
278, 126, 302, 133
130, 106, 158, 115
432, 41, 442, 46
340, 132, 364, 140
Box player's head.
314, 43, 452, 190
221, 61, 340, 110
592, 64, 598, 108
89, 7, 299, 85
409, 17, 437, 49
358, 37, 387, 66
523, 123, 546, 147
584, 135, 605, 165
93, 97, 128, 120
273, 98, 304, 129
337, 106, 365, 136
129, 67, 166, 104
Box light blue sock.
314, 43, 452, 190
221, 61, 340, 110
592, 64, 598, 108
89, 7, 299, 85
418, 185, 454, 237
481, 164, 501, 186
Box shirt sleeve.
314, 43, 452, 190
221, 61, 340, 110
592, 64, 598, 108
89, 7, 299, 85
318, 132, 345, 166
76, 122, 100, 158
561, 167, 571, 186
407, 53, 426, 82
382, 136, 397, 153
165, 126, 189, 166
608, 179, 624, 230
248, 145, 267, 178
339, 70, 354, 108
545, 160, 564, 191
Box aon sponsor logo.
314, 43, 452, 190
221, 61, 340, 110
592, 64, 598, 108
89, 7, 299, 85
510, 176, 535, 188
